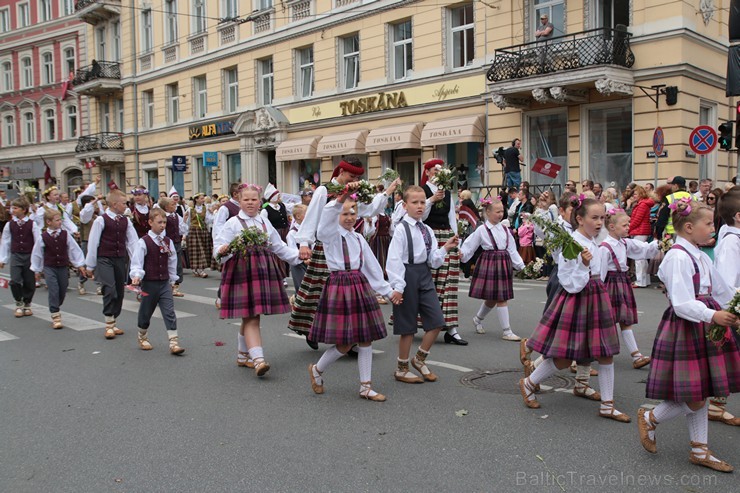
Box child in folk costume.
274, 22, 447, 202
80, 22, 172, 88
709, 187, 740, 426
212, 184, 242, 309
78, 195, 103, 295
288, 158, 398, 348
421, 159, 465, 346
0, 198, 41, 317
30, 210, 87, 329
187, 193, 213, 279
516, 213, 536, 265
159, 197, 189, 297
130, 208, 185, 355
214, 184, 302, 376
35, 186, 78, 235
85, 190, 138, 339
460, 197, 525, 340
386, 186, 459, 384
261, 184, 291, 282
638, 199, 740, 472
129, 186, 151, 239
286, 204, 309, 295
521, 198, 630, 422
308, 193, 399, 401
600, 209, 660, 369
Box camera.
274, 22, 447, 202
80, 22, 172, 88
493, 146, 505, 165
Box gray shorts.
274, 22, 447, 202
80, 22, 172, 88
392, 263, 445, 335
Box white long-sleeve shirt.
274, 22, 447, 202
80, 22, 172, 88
390, 200, 406, 236
129, 231, 179, 284
286, 222, 309, 250
421, 182, 458, 235
659, 236, 735, 323
76, 182, 96, 206
34, 202, 78, 234
30, 229, 86, 272
212, 199, 240, 239
317, 201, 392, 297
385, 215, 449, 293
459, 220, 525, 270
557, 230, 608, 294
600, 234, 660, 273
79, 202, 96, 225
0, 216, 42, 264
714, 226, 739, 288
213, 211, 301, 266
84, 210, 138, 269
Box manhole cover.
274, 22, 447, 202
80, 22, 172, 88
460, 368, 576, 395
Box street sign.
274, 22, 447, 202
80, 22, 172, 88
172, 155, 187, 172
203, 152, 218, 167
647, 151, 668, 158
652, 127, 664, 155
689, 125, 717, 155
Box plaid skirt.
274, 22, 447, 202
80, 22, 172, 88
605, 271, 638, 326
274, 226, 289, 280
310, 270, 387, 345
370, 233, 391, 277
186, 227, 212, 270
288, 241, 329, 336
422, 228, 459, 330
527, 278, 620, 361
220, 249, 290, 319
646, 296, 740, 401
469, 250, 514, 301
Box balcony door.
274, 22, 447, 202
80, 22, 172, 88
532, 0, 565, 41
526, 110, 568, 191
593, 0, 629, 29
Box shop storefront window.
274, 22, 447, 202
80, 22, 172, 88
527, 111, 568, 191
445, 142, 485, 191
587, 104, 632, 191
299, 159, 321, 189
227, 153, 241, 184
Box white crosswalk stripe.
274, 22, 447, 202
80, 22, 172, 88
79, 296, 197, 318
0, 330, 19, 341
2, 303, 101, 331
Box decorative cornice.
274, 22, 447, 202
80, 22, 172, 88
532, 88, 553, 104
491, 94, 530, 110
549, 87, 588, 103
595, 79, 633, 96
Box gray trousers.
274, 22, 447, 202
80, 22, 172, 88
290, 263, 307, 293
174, 243, 184, 284
10, 252, 35, 304
44, 266, 69, 313
96, 256, 127, 318
138, 280, 177, 331
79, 241, 88, 284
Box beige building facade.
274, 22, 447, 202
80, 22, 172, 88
72, 0, 737, 199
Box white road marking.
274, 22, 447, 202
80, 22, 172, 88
80, 297, 196, 318
2, 303, 101, 331
170, 292, 218, 306
204, 287, 219, 291
425, 360, 473, 372
0, 330, 19, 341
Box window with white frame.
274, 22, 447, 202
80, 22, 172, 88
340, 34, 360, 90
100, 102, 110, 132
257, 0, 273, 10
96, 27, 107, 60
222, 0, 237, 18
142, 9, 153, 52
193, 0, 207, 33
23, 111, 35, 143
64, 47, 75, 76
115, 99, 124, 131
0, 8, 9, 33
18, 3, 30, 28
258, 58, 273, 105
44, 108, 55, 141
39, 0, 52, 22
167, 83, 179, 123
1, 61, 12, 92
449, 3, 474, 68
532, 0, 564, 41
391, 20, 413, 80
21, 57, 33, 88
194, 75, 207, 118
297, 47, 314, 99
224, 68, 238, 113
62, 0, 74, 16
42, 52, 54, 85
165, 0, 178, 45
143, 90, 154, 128
65, 105, 78, 138
3, 115, 15, 146
112, 22, 121, 62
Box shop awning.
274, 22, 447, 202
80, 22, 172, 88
317, 130, 369, 157
365, 122, 423, 152
420, 115, 485, 147
275, 136, 321, 161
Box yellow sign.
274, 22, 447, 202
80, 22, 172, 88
339, 92, 408, 116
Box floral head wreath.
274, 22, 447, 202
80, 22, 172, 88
131, 187, 149, 196
668, 197, 693, 216
238, 183, 263, 192
43, 185, 58, 197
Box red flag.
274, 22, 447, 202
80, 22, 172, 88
0, 278, 9, 289
85, 159, 96, 169
531, 159, 562, 179
108, 180, 119, 190
43, 160, 52, 182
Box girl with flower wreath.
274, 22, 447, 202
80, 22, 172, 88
187, 192, 214, 278
213, 184, 302, 377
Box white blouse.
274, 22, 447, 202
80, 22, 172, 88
459, 221, 525, 270
600, 234, 660, 273
557, 230, 608, 294
714, 226, 739, 288
213, 211, 301, 266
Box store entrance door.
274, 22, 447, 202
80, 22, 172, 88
394, 153, 420, 187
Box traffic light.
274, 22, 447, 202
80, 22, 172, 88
719, 121, 733, 150
735, 102, 740, 149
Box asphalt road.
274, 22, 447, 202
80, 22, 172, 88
0, 269, 737, 492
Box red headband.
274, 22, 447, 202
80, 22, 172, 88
331, 160, 365, 179
420, 158, 445, 186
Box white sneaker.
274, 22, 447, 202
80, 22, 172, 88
473, 316, 485, 334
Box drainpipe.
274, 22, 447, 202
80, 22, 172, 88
130, 0, 140, 187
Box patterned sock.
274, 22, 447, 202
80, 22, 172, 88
238, 334, 248, 353
598, 364, 625, 417
476, 303, 493, 321
248, 346, 264, 362
495, 306, 510, 330
686, 403, 719, 462
316, 346, 344, 373
529, 358, 558, 385
621, 329, 641, 358
357, 346, 378, 397
651, 401, 685, 424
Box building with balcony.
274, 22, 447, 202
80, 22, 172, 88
0, 0, 87, 196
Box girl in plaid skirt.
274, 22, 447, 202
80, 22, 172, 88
213, 184, 302, 377
521, 198, 630, 423
460, 197, 525, 340
308, 191, 400, 402
638, 199, 739, 473
187, 193, 213, 278
600, 210, 660, 369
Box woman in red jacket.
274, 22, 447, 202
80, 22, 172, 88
628, 185, 654, 287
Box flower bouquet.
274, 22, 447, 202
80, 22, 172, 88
530, 214, 583, 260
657, 234, 674, 253
216, 227, 270, 261
517, 257, 545, 280
706, 289, 740, 346
457, 219, 471, 239
325, 180, 375, 204
430, 165, 455, 208
379, 168, 399, 187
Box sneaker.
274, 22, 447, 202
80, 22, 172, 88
473, 316, 485, 334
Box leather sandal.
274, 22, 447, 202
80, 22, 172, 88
253, 358, 270, 376
519, 378, 541, 409
599, 400, 631, 423
308, 364, 324, 394
359, 381, 386, 402
23, 307, 33, 317
411, 353, 438, 382
708, 402, 740, 426
523, 361, 540, 392
137, 332, 153, 350
688, 442, 734, 473
237, 351, 255, 368
631, 352, 651, 369
14, 307, 23, 318
104, 327, 116, 339
573, 381, 601, 401
637, 408, 657, 453
519, 338, 531, 365
113, 327, 124, 335
394, 361, 423, 384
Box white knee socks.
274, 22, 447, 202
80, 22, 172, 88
598, 363, 625, 417
248, 346, 264, 362
238, 334, 248, 353
621, 329, 641, 357
533, 355, 544, 368
476, 303, 493, 321
496, 306, 510, 330
358, 346, 373, 383
575, 364, 597, 397
316, 345, 344, 373
685, 402, 720, 462
528, 358, 558, 385
646, 401, 685, 441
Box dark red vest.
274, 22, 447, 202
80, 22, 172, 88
42, 230, 70, 267
98, 214, 129, 257
143, 235, 171, 281
132, 206, 150, 238
9, 220, 34, 254
166, 214, 182, 243
225, 200, 240, 218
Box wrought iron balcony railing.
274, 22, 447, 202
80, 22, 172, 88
486, 27, 634, 83
75, 0, 99, 10
72, 61, 121, 86
76, 132, 124, 153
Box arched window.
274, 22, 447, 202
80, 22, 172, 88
65, 168, 83, 196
